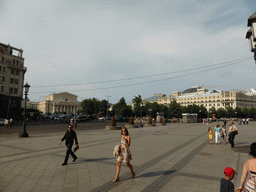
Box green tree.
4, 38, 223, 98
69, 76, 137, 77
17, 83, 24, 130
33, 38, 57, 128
132, 95, 142, 117
199, 105, 208, 118
111, 97, 132, 119
242, 108, 250, 118
226, 107, 234, 118
168, 100, 183, 118
249, 107, 256, 119
234, 107, 243, 118
216, 108, 226, 119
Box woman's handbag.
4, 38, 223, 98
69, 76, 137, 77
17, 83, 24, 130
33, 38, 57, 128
233, 130, 238, 135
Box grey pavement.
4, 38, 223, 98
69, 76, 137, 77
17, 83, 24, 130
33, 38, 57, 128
0, 121, 255, 192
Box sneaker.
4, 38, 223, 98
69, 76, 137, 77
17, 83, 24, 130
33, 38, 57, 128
62, 163, 67, 166
72, 157, 77, 162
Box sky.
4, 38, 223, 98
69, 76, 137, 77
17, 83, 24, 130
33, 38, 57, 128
0, 0, 256, 104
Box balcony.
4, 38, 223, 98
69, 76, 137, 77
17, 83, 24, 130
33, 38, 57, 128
0, 60, 27, 71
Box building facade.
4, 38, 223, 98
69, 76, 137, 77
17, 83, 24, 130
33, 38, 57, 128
145, 86, 256, 111
0, 43, 26, 119
37, 92, 81, 114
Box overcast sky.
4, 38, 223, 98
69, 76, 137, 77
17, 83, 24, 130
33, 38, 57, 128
1, 0, 255, 104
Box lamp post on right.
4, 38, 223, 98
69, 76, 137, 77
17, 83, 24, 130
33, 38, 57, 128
246, 12, 256, 63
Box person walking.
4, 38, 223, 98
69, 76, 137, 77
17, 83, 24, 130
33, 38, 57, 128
228, 121, 238, 148
243, 118, 245, 125
113, 127, 135, 182
59, 125, 78, 166
221, 125, 227, 145
236, 142, 256, 192
246, 118, 249, 125
213, 123, 221, 144
74, 118, 77, 128
4, 119, 9, 128
9, 118, 13, 128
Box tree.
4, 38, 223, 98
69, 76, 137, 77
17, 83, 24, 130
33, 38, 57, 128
168, 100, 183, 118
132, 95, 142, 117
249, 107, 256, 119
242, 108, 250, 118
111, 97, 132, 118
216, 108, 226, 119
226, 108, 234, 118
199, 105, 208, 118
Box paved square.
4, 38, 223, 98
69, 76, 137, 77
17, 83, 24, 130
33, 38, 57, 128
0, 121, 255, 191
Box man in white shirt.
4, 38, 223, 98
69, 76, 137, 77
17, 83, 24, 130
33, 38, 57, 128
228, 121, 238, 148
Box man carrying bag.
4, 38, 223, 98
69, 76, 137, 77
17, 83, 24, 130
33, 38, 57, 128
228, 121, 238, 148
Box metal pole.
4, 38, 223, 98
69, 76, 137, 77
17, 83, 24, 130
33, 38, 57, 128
19, 93, 29, 137
105, 95, 111, 119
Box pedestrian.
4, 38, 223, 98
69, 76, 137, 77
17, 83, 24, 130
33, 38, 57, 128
4, 119, 9, 128
243, 118, 245, 125
224, 119, 227, 127
236, 142, 256, 192
59, 125, 78, 166
246, 118, 249, 125
228, 121, 238, 148
9, 118, 13, 128
74, 118, 77, 128
113, 127, 135, 182
213, 123, 221, 144
221, 125, 227, 145
208, 127, 213, 144
239, 119, 242, 125
220, 167, 236, 192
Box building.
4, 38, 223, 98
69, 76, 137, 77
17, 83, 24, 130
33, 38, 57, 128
145, 86, 256, 111
0, 43, 27, 119
37, 92, 81, 114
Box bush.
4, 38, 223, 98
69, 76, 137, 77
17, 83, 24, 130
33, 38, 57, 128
148, 117, 152, 124
111, 117, 116, 126
129, 116, 134, 125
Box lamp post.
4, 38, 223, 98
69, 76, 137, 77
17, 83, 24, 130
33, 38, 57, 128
140, 103, 144, 118
246, 12, 256, 63
19, 83, 30, 137
105, 95, 111, 119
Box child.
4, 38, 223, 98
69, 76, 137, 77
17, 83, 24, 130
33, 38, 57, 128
221, 125, 227, 144
220, 167, 236, 192
208, 127, 213, 144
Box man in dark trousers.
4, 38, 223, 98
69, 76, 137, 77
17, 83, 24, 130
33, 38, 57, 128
59, 125, 78, 166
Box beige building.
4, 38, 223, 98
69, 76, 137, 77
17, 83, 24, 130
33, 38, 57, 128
37, 92, 81, 114
145, 86, 256, 111
0, 42, 27, 119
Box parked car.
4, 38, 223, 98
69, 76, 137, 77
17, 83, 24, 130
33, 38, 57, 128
0, 118, 5, 125
98, 117, 106, 121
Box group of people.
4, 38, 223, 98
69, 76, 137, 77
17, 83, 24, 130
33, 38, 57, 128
208, 121, 238, 148
221, 142, 256, 192
4, 118, 13, 128
59, 125, 135, 182
239, 118, 250, 125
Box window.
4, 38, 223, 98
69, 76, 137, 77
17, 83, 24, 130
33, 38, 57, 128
11, 69, 14, 74
14, 88, 18, 94
0, 66, 1, 71
217, 104, 220, 106
209, 104, 212, 106
3, 66, 6, 72
13, 60, 15, 64
2, 76, 5, 82
10, 87, 13, 94
1, 86, 4, 92
16, 70, 19, 75
16, 61, 19, 65
15, 79, 18, 84
10, 78, 14, 84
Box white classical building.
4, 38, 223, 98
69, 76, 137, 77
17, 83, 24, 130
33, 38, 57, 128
144, 86, 256, 111
37, 92, 81, 114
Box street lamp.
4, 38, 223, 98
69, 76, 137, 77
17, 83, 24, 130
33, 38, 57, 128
140, 103, 144, 118
246, 12, 256, 62
105, 95, 111, 119
19, 82, 30, 137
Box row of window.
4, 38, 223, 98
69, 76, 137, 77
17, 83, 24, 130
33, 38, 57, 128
0, 86, 18, 94
11, 69, 19, 75
1, 57, 20, 66
1, 75, 5, 82
0, 66, 6, 72
10, 78, 18, 84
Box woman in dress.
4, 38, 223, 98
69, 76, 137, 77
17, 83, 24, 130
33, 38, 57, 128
113, 127, 135, 182
237, 142, 256, 192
